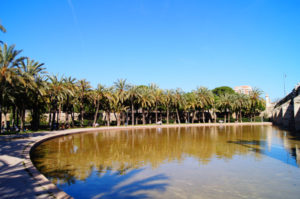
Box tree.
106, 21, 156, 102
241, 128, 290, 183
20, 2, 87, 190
217, 93, 234, 123
0, 22, 6, 44
137, 86, 154, 125
91, 84, 104, 127
17, 58, 46, 131
196, 87, 214, 123
76, 79, 91, 127
162, 90, 173, 124
212, 86, 235, 97
149, 83, 163, 124
47, 75, 66, 129
173, 88, 183, 124
0, 23, 6, 33
232, 93, 250, 122
127, 85, 140, 125
63, 76, 76, 127
0, 44, 24, 132
102, 87, 114, 126
113, 79, 129, 125
249, 88, 264, 121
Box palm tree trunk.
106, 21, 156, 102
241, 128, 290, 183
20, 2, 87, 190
113, 112, 117, 125
20, 109, 25, 132
202, 111, 205, 123
155, 103, 158, 124
142, 108, 146, 125
106, 111, 111, 126
80, 105, 84, 127
71, 109, 75, 127
224, 113, 227, 123
52, 111, 56, 130
176, 108, 181, 124
20, 110, 23, 132
16, 108, 19, 129
166, 107, 169, 124
32, 105, 38, 130
240, 110, 242, 123
57, 105, 61, 125
3, 112, 7, 130
192, 110, 196, 123
48, 110, 52, 128
117, 112, 121, 126
160, 111, 163, 122
131, 103, 134, 125
12, 106, 16, 127
148, 111, 152, 124
65, 96, 69, 126
228, 112, 231, 123
65, 111, 69, 127
120, 112, 123, 125
93, 101, 100, 127
213, 112, 216, 123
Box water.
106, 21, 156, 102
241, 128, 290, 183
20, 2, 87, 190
31, 125, 300, 199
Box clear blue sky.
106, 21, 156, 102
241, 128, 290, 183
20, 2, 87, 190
1, 0, 299, 101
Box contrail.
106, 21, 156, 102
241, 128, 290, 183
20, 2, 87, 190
66, 0, 85, 52
67, 0, 79, 26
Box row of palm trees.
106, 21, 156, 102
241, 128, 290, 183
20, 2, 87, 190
0, 24, 265, 132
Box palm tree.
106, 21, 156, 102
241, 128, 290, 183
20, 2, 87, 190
102, 87, 114, 126
249, 88, 263, 121
173, 88, 183, 124
217, 93, 233, 123
113, 79, 129, 124
161, 90, 173, 124
17, 58, 46, 130
77, 79, 91, 127
185, 92, 197, 123
0, 22, 6, 44
47, 75, 66, 129
149, 83, 163, 124
182, 92, 193, 123
0, 23, 6, 33
91, 84, 105, 127
232, 93, 250, 122
195, 87, 213, 123
127, 85, 140, 125
109, 90, 128, 126
63, 76, 76, 127
137, 86, 154, 125
114, 79, 128, 103
0, 44, 24, 132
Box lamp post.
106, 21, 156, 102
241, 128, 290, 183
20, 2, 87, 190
284, 74, 286, 96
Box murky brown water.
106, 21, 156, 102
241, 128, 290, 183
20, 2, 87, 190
32, 125, 300, 199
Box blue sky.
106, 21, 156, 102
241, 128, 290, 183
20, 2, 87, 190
1, 0, 299, 101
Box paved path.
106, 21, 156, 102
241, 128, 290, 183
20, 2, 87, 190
0, 122, 272, 199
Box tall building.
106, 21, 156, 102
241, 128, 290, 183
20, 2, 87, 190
234, 85, 252, 95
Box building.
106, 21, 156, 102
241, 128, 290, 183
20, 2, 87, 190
234, 85, 252, 95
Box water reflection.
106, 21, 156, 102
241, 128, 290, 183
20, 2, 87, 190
32, 125, 300, 198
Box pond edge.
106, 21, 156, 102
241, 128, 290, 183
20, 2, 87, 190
24, 122, 272, 199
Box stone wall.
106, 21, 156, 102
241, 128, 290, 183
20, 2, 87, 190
272, 85, 300, 132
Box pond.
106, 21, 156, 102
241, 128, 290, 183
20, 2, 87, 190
31, 125, 300, 199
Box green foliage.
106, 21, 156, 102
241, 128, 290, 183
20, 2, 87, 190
212, 86, 235, 97
0, 29, 268, 133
